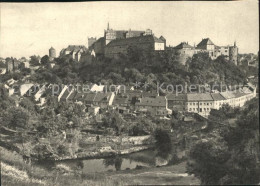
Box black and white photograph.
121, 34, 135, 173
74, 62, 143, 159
0, 1, 259, 185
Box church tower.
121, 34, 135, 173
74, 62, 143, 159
105, 22, 116, 45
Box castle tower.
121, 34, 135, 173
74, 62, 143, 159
229, 41, 238, 65
88, 37, 97, 48
6, 59, 14, 73
49, 47, 56, 58
105, 22, 116, 45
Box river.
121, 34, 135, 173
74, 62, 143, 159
38, 149, 177, 173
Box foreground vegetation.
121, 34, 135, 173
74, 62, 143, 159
1, 52, 255, 90
187, 98, 260, 185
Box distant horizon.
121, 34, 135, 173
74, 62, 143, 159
0, 1, 259, 59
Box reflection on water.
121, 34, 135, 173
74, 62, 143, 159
38, 149, 177, 173
103, 156, 122, 171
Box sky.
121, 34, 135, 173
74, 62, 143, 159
0, 1, 259, 59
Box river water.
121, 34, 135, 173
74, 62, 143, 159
39, 149, 175, 173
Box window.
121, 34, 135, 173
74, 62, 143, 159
189, 108, 192, 111
193, 103, 195, 105
200, 103, 202, 105
207, 103, 209, 105
190, 103, 192, 105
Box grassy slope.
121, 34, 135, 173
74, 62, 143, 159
83, 161, 200, 185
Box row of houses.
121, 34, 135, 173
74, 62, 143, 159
168, 85, 256, 117
57, 83, 256, 117
6, 81, 256, 117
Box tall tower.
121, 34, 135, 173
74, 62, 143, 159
88, 37, 97, 48
6, 59, 14, 73
49, 47, 56, 58
105, 22, 116, 45
229, 41, 238, 65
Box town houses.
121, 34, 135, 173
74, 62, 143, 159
0, 23, 257, 119
5, 81, 257, 118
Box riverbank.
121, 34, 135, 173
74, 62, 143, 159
1, 146, 200, 185
77, 161, 200, 185
52, 145, 153, 161
1, 125, 155, 161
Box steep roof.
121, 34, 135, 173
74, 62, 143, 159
112, 95, 129, 105
187, 93, 213, 101
115, 30, 127, 39
166, 93, 187, 101
196, 38, 215, 49
210, 93, 226, 101
233, 91, 247, 98
60, 89, 72, 101
84, 93, 96, 102
121, 90, 142, 100
220, 91, 236, 99
174, 42, 194, 49
136, 96, 166, 107
64, 45, 88, 54
106, 35, 164, 47
159, 36, 166, 41
114, 30, 145, 39
67, 90, 77, 101
142, 91, 158, 98
93, 92, 113, 103
241, 87, 253, 94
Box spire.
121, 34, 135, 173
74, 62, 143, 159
234, 41, 236, 47
107, 22, 110, 30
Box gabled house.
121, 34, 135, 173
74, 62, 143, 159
210, 93, 226, 110
186, 93, 214, 117
84, 92, 115, 109
135, 96, 171, 116
112, 94, 130, 113
166, 93, 187, 112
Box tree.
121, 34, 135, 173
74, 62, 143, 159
29, 55, 40, 66
154, 129, 172, 158
188, 98, 260, 185
40, 55, 50, 66
2, 107, 29, 129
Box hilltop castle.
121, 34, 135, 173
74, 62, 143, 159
60, 23, 239, 65
88, 23, 166, 58
168, 38, 238, 65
